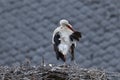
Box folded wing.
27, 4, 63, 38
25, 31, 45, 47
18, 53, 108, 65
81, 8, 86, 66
70, 31, 82, 61
53, 32, 66, 62
70, 31, 82, 41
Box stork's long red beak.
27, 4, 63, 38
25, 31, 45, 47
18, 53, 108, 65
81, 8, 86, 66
66, 24, 74, 32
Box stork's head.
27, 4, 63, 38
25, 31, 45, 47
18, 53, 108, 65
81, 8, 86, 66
60, 19, 74, 31
60, 19, 69, 26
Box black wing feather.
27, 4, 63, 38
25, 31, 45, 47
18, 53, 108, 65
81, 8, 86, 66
70, 31, 82, 61
70, 31, 82, 41
70, 44, 75, 61
53, 32, 66, 62
54, 32, 61, 46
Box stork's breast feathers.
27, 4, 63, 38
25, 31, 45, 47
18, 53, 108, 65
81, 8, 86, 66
58, 44, 69, 55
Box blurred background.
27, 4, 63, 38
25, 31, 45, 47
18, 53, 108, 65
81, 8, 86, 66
0, 0, 120, 72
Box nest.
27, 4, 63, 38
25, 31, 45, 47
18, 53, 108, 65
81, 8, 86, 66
0, 62, 112, 80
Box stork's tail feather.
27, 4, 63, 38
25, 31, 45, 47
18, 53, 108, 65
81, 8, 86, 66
55, 51, 66, 62
59, 52, 66, 62
70, 31, 82, 41
53, 44, 66, 62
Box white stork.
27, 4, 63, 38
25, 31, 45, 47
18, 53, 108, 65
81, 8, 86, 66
52, 19, 81, 64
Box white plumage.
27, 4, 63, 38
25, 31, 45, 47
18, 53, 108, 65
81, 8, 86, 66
52, 19, 81, 62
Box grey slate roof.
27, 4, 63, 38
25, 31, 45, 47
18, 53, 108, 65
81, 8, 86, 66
0, 0, 120, 72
